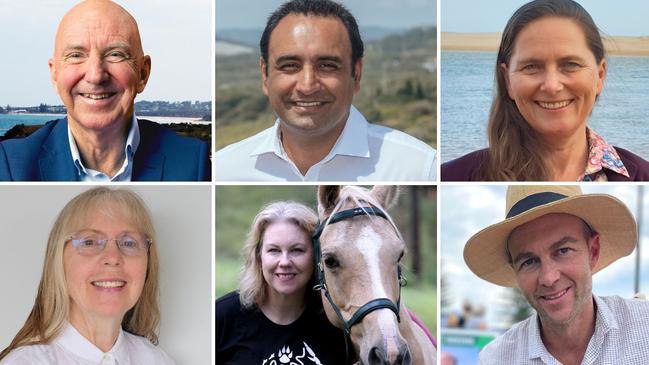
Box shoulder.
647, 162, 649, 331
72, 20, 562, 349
599, 295, 649, 321
479, 317, 533, 364
215, 126, 274, 159
216, 291, 244, 311
366, 122, 436, 156
0, 344, 56, 365
137, 119, 207, 150
214, 126, 278, 180
441, 149, 488, 181
612, 146, 649, 181
122, 332, 175, 364
0, 119, 61, 152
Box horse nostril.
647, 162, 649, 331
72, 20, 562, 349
368, 346, 387, 364
400, 348, 412, 365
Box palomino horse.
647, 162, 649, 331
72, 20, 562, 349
315, 185, 436, 365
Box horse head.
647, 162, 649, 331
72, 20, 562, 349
315, 185, 411, 365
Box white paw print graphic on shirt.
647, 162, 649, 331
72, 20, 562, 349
261, 342, 323, 365
278, 346, 293, 363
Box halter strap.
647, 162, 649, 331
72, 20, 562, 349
312, 206, 404, 336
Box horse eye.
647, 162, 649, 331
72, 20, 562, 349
324, 256, 340, 269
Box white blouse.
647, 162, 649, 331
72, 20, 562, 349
0, 323, 175, 365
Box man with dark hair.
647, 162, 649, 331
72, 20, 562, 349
215, 0, 436, 181
464, 185, 649, 365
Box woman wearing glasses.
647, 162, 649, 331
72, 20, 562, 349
0, 187, 174, 364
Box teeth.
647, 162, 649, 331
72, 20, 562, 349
82, 93, 112, 100
92, 280, 125, 288
538, 100, 571, 109
543, 288, 567, 300
295, 101, 321, 107
276, 273, 295, 278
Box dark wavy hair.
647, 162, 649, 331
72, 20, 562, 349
259, 0, 364, 76
476, 0, 605, 181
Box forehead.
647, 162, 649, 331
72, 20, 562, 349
508, 213, 585, 253
511, 16, 592, 61
268, 14, 351, 60
55, 2, 141, 53
262, 220, 309, 245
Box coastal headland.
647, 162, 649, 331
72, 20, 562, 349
442, 32, 649, 56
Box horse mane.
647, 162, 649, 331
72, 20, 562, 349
323, 186, 403, 241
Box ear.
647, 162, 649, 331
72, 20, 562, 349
317, 185, 341, 217
370, 185, 399, 210
596, 58, 607, 96
48, 58, 58, 93
260, 56, 269, 97
137, 55, 151, 94
501, 63, 513, 100
353, 58, 363, 93
588, 233, 601, 270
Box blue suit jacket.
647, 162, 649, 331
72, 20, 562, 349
0, 118, 211, 181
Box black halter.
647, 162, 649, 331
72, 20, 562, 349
312, 206, 406, 338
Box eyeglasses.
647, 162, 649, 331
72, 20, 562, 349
67, 231, 152, 257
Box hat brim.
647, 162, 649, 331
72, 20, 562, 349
464, 194, 637, 287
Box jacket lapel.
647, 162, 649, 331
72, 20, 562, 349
38, 118, 78, 181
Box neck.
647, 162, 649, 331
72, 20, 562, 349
69, 310, 123, 353
537, 127, 589, 181
279, 117, 347, 176
539, 297, 596, 365
259, 289, 306, 325
69, 117, 130, 178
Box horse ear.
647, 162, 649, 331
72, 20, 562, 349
370, 185, 399, 209
317, 185, 341, 217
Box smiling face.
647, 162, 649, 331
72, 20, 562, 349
64, 204, 148, 323
508, 213, 600, 329
502, 17, 606, 141
261, 14, 362, 138
49, 0, 151, 134
260, 220, 314, 302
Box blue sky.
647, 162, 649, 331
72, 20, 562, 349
441, 185, 649, 330
216, 0, 436, 30
442, 0, 649, 35
0, 0, 211, 106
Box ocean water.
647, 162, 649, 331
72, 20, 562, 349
0, 114, 208, 136
441, 51, 649, 163
0, 114, 63, 135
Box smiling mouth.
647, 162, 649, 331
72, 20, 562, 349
80, 93, 115, 100
92, 280, 126, 288
276, 273, 296, 280
539, 287, 569, 301
537, 100, 572, 110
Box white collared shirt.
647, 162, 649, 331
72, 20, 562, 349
478, 295, 649, 365
68, 115, 140, 182
0, 323, 175, 365
215, 106, 437, 181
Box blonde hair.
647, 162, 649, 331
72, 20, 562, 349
0, 187, 160, 359
239, 201, 317, 308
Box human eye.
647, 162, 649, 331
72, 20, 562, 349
105, 50, 129, 63
319, 62, 339, 72
119, 236, 139, 249
520, 63, 541, 74
278, 62, 300, 72
517, 257, 538, 271
75, 238, 97, 247
556, 247, 573, 256
562, 61, 582, 72
64, 51, 87, 64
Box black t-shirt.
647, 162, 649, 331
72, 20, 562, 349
216, 291, 350, 365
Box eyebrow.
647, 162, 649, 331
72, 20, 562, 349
60, 43, 133, 55
516, 55, 587, 65
511, 235, 578, 266
274, 54, 343, 64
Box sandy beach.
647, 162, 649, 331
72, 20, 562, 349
442, 32, 649, 56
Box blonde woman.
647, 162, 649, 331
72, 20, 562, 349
216, 201, 349, 364
0, 187, 174, 364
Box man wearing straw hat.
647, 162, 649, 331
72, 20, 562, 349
464, 185, 649, 365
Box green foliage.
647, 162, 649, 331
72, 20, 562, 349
215, 27, 437, 149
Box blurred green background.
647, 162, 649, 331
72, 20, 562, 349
215, 185, 437, 332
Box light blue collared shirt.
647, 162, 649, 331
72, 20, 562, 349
67, 115, 140, 182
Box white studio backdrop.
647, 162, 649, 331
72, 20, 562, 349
0, 185, 211, 364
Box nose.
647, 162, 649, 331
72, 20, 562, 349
538, 260, 560, 287
539, 68, 563, 94
295, 66, 320, 95
84, 53, 109, 84
101, 240, 124, 266
278, 251, 291, 267
367, 341, 411, 365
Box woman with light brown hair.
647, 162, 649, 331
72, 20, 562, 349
442, 0, 649, 181
216, 201, 348, 364
0, 187, 174, 364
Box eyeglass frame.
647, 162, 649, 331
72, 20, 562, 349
66, 231, 153, 257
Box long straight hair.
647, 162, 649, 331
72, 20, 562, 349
0, 188, 160, 360
476, 0, 605, 180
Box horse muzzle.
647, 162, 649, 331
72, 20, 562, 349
365, 338, 411, 365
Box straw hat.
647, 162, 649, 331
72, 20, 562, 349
464, 185, 637, 287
